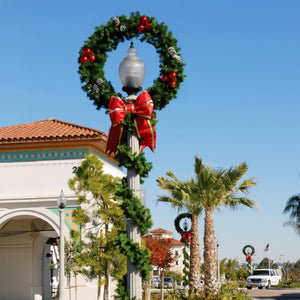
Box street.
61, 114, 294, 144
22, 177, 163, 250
247, 288, 300, 300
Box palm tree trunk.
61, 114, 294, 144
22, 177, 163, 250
204, 208, 218, 297
189, 213, 201, 293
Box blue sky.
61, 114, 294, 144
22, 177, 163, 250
0, 0, 299, 264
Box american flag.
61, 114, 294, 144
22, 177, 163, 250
264, 243, 269, 252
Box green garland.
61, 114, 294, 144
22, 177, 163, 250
115, 179, 152, 236
78, 11, 185, 110
115, 145, 152, 184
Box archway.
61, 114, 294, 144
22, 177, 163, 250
0, 212, 60, 300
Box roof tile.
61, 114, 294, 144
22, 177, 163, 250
0, 119, 106, 144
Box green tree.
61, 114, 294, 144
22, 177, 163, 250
256, 257, 278, 269
157, 156, 256, 297
67, 154, 126, 300
283, 193, 300, 236
157, 172, 203, 293
224, 259, 238, 281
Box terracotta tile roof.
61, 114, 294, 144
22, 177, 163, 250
142, 234, 183, 245
150, 228, 173, 235
0, 119, 106, 145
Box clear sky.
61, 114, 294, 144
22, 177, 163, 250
0, 0, 299, 264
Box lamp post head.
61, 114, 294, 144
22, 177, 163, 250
119, 41, 145, 96
57, 190, 67, 209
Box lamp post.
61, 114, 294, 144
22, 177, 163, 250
57, 190, 67, 300
119, 41, 145, 300
216, 240, 220, 283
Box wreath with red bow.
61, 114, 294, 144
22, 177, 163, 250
243, 244, 255, 263
78, 11, 185, 111
174, 213, 192, 243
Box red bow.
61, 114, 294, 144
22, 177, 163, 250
105, 90, 156, 156
245, 255, 252, 262
180, 231, 191, 243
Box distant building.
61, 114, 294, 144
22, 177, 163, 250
143, 228, 186, 278
0, 119, 124, 300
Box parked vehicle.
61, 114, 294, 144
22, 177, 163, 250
246, 269, 282, 289
158, 277, 175, 289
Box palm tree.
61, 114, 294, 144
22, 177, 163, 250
157, 172, 203, 293
283, 194, 300, 236
157, 156, 256, 297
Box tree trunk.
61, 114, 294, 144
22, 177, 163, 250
144, 279, 151, 300
204, 208, 218, 298
189, 213, 201, 293
160, 271, 165, 300
97, 273, 102, 300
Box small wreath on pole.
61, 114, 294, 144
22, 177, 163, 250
174, 213, 192, 287
243, 244, 255, 272
243, 244, 255, 256
174, 213, 192, 243
78, 11, 185, 110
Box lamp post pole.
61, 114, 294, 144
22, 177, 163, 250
119, 41, 145, 300
58, 190, 67, 300
216, 240, 220, 283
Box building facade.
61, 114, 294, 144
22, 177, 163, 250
0, 119, 125, 300
143, 228, 185, 279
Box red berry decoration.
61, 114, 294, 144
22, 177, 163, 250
169, 71, 177, 79
169, 80, 177, 87
137, 25, 145, 33
83, 48, 91, 56
161, 75, 169, 82
145, 22, 151, 31
80, 56, 88, 63
89, 55, 96, 63
140, 16, 148, 25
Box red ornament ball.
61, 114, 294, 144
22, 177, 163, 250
137, 25, 145, 33
138, 25, 145, 33
169, 71, 177, 79
169, 80, 176, 87
161, 75, 169, 82
145, 22, 151, 31
140, 16, 148, 25
89, 55, 96, 63
80, 56, 88, 63
83, 48, 91, 56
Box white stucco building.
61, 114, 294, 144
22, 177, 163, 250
0, 119, 125, 300
143, 228, 185, 278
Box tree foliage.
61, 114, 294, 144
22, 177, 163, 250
283, 193, 300, 236
157, 156, 257, 298
66, 154, 127, 297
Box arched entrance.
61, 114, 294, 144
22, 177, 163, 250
0, 211, 60, 300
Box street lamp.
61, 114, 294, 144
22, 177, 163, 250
119, 41, 145, 300
216, 240, 220, 283
57, 190, 67, 300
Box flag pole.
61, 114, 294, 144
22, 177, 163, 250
268, 243, 270, 269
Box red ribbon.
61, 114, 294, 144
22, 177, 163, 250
180, 231, 191, 243
105, 90, 156, 156
245, 255, 252, 262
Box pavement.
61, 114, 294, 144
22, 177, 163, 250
246, 288, 300, 300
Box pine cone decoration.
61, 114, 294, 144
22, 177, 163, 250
168, 47, 176, 56
93, 84, 100, 93
120, 24, 126, 32
113, 17, 120, 26
96, 78, 104, 87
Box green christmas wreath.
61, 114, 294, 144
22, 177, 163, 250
78, 11, 185, 110
243, 244, 255, 256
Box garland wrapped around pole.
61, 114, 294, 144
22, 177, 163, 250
243, 245, 255, 274
78, 11, 185, 300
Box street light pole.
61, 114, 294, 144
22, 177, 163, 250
216, 240, 220, 283
58, 190, 67, 300
119, 41, 145, 300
